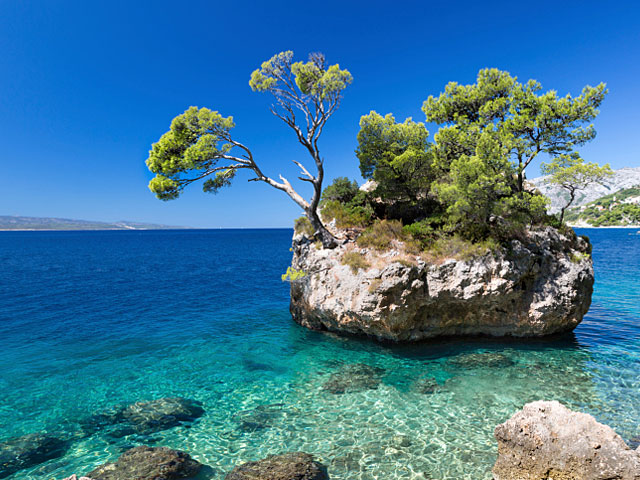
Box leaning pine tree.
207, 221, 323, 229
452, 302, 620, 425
145, 51, 352, 248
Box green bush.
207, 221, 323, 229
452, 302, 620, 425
424, 235, 499, 262
357, 219, 406, 251
294, 216, 314, 237
321, 200, 373, 228
341, 251, 370, 273
321, 177, 360, 204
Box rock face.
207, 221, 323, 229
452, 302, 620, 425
493, 401, 640, 480
0, 433, 68, 479
225, 452, 329, 480
290, 227, 593, 341
86, 446, 201, 480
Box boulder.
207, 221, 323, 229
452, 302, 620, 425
492, 401, 640, 480
0, 433, 68, 479
86, 446, 201, 480
290, 227, 593, 341
322, 363, 385, 394
225, 452, 329, 480
120, 397, 205, 434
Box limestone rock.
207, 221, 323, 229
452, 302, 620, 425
225, 452, 329, 480
86, 445, 201, 480
290, 227, 593, 341
0, 433, 68, 479
492, 401, 640, 480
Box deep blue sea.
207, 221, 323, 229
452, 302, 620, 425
0, 228, 638, 480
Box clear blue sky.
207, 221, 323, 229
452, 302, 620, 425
1, 1, 638, 227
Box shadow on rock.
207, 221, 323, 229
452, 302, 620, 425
322, 363, 385, 394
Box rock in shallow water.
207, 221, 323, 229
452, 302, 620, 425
322, 363, 385, 394
86, 445, 202, 480
225, 452, 329, 480
492, 400, 640, 480
0, 433, 68, 479
82, 397, 205, 438
121, 397, 205, 434
290, 227, 593, 341
448, 352, 514, 369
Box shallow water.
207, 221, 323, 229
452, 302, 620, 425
0, 228, 638, 479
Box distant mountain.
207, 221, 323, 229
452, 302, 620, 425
564, 186, 640, 227
530, 166, 640, 214
0, 216, 189, 230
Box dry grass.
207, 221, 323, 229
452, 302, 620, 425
341, 251, 371, 274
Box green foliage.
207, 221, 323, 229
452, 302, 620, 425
341, 251, 371, 274
541, 153, 613, 221
356, 112, 434, 220
356, 219, 406, 251
321, 200, 373, 228
250, 50, 352, 101
146, 107, 236, 200
281, 267, 306, 282
294, 216, 315, 237
321, 177, 360, 204
570, 251, 590, 264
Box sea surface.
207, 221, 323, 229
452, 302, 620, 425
0, 228, 638, 479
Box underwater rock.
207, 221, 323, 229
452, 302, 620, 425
225, 452, 329, 480
493, 401, 640, 480
86, 445, 202, 480
233, 404, 289, 432
290, 227, 593, 341
411, 376, 440, 394
120, 397, 205, 434
448, 352, 514, 369
0, 433, 68, 479
62, 476, 94, 480
322, 363, 385, 394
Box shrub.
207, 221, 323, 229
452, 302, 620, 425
294, 216, 314, 237
321, 177, 360, 204
368, 278, 382, 293
357, 219, 406, 251
281, 267, 306, 282
570, 251, 590, 264
341, 251, 370, 274
423, 235, 499, 262
321, 200, 373, 228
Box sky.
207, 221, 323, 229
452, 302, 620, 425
1, 0, 638, 228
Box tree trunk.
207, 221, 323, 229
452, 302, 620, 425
306, 209, 338, 249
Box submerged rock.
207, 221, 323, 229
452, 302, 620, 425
225, 452, 329, 480
411, 376, 440, 394
0, 433, 68, 479
233, 404, 289, 432
448, 352, 514, 369
62, 476, 94, 480
322, 363, 385, 394
492, 400, 640, 480
86, 445, 201, 480
290, 227, 593, 341
121, 397, 205, 434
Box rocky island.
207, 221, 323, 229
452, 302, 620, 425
290, 224, 593, 341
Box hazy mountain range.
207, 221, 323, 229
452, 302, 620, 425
0, 216, 188, 230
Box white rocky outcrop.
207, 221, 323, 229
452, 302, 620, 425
289, 227, 593, 341
493, 401, 640, 480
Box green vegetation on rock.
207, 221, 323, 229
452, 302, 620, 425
318, 68, 609, 253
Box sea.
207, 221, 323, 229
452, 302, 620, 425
0, 228, 638, 479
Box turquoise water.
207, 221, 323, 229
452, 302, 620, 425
0, 228, 638, 479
